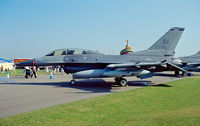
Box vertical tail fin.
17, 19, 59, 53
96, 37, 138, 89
148, 27, 185, 51
196, 50, 200, 55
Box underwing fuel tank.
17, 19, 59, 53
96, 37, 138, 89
72, 69, 151, 79
73, 69, 107, 79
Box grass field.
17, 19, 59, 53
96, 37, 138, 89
0, 69, 49, 77
0, 77, 200, 126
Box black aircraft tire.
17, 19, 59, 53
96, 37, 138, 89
70, 80, 76, 85
119, 78, 127, 87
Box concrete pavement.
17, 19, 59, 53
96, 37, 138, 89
0, 72, 187, 118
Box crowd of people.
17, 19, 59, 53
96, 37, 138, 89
24, 66, 37, 79
0, 65, 10, 73
1, 64, 65, 79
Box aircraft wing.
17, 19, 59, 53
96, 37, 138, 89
106, 61, 189, 74
107, 62, 165, 68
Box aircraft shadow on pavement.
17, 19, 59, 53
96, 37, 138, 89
128, 80, 153, 86
0, 79, 171, 93
128, 80, 172, 87
127, 81, 172, 87
67, 79, 113, 93
0, 81, 112, 93
66, 79, 147, 93
150, 84, 172, 87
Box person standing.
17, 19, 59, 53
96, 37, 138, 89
1, 65, 4, 73
32, 66, 37, 78
60, 67, 64, 75
25, 66, 31, 79
12, 64, 17, 75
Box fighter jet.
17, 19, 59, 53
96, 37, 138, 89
18, 27, 187, 86
179, 51, 200, 71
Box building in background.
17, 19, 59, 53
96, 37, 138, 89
0, 58, 14, 71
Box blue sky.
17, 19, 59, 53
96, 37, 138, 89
0, 0, 199, 59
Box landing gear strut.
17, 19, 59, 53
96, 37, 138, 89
115, 77, 127, 87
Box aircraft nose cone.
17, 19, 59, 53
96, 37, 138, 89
17, 59, 35, 66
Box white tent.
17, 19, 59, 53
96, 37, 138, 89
0, 58, 13, 71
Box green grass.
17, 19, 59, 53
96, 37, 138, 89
0, 69, 49, 77
1, 77, 200, 126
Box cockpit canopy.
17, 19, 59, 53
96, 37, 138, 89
45, 48, 99, 56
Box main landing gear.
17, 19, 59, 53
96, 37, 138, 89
69, 78, 128, 87
115, 77, 128, 87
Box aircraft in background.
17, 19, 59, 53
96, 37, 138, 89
179, 51, 200, 71
18, 27, 187, 86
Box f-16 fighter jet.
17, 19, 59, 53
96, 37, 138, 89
18, 27, 187, 86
